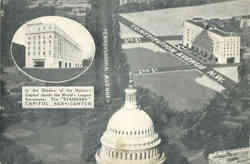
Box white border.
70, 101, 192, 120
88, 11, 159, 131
10, 16, 96, 84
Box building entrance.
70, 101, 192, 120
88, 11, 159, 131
59, 61, 62, 68
227, 57, 235, 64
33, 59, 45, 68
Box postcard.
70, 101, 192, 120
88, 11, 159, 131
1, 0, 250, 164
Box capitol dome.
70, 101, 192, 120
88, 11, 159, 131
95, 77, 167, 164
107, 105, 154, 133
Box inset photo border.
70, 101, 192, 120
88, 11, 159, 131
11, 16, 96, 83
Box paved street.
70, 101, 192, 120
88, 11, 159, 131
133, 65, 193, 75
117, 15, 237, 89
121, 35, 182, 44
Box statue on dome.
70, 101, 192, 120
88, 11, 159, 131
129, 71, 134, 87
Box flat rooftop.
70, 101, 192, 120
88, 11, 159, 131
208, 147, 250, 164
186, 17, 240, 37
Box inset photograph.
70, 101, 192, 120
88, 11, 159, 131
11, 16, 96, 83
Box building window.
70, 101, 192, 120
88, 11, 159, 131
59, 61, 62, 68
43, 52, 45, 55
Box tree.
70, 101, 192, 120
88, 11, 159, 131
238, 60, 247, 81
165, 143, 190, 164
2, 0, 28, 66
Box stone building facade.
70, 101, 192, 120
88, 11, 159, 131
25, 23, 83, 68
183, 18, 241, 64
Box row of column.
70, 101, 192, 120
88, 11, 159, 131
100, 147, 160, 160
109, 128, 155, 136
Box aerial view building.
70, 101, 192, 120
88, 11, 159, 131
54, 0, 91, 25
183, 18, 241, 64
208, 138, 250, 164
25, 23, 83, 68
95, 76, 167, 164
234, 15, 250, 28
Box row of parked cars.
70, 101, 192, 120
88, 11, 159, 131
136, 67, 160, 75
174, 43, 218, 64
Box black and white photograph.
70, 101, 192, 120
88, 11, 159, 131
1, 0, 250, 164
11, 16, 95, 83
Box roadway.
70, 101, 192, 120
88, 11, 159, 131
117, 15, 237, 89
133, 63, 238, 76
133, 65, 193, 75
121, 35, 182, 44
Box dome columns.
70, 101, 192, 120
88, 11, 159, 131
124, 88, 137, 109
98, 146, 162, 161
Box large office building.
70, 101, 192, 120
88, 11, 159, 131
95, 77, 166, 164
233, 15, 250, 28
25, 23, 83, 68
183, 18, 241, 64
208, 139, 250, 164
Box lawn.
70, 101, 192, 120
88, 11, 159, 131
124, 47, 188, 72
134, 71, 216, 111
124, 46, 216, 111
120, 0, 250, 37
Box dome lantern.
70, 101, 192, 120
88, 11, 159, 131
124, 72, 137, 109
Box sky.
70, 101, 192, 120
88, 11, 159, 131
12, 16, 96, 59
